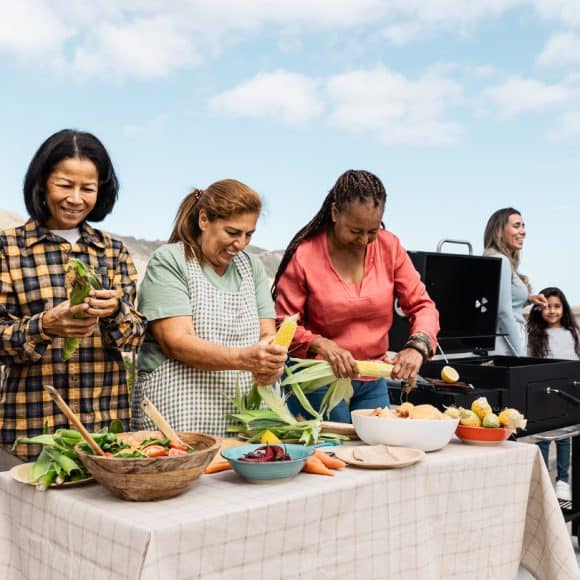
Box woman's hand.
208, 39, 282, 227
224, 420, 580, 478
252, 370, 284, 386
242, 337, 287, 378
42, 301, 99, 338
529, 293, 549, 309
309, 337, 358, 378
82, 289, 121, 319
388, 348, 424, 383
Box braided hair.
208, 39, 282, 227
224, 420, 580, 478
272, 169, 386, 298
527, 287, 580, 358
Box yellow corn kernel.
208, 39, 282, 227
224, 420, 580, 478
272, 314, 298, 348
356, 360, 393, 378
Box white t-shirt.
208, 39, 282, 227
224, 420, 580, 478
50, 228, 80, 245
545, 327, 580, 360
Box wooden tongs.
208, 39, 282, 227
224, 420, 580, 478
141, 397, 192, 450
43, 384, 105, 456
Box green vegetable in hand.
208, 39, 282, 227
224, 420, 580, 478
63, 258, 102, 361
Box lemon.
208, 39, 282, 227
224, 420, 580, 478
459, 408, 481, 427
441, 365, 459, 384
260, 430, 281, 444
471, 396, 492, 420
482, 413, 500, 428
498, 408, 527, 430
443, 405, 461, 419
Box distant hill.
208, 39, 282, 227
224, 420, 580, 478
2, 208, 579, 319
0, 208, 283, 282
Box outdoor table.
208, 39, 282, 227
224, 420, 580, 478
0, 439, 578, 579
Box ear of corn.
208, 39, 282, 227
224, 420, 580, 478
356, 360, 393, 378
280, 358, 393, 418
272, 313, 298, 348
63, 258, 103, 361
281, 358, 393, 386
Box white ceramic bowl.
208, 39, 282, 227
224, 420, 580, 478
351, 409, 459, 452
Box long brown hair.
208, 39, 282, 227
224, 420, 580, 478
483, 207, 529, 289
271, 169, 386, 298
169, 179, 262, 262
527, 287, 580, 358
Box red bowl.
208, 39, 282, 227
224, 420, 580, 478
455, 424, 514, 445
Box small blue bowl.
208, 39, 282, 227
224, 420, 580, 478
221, 444, 314, 483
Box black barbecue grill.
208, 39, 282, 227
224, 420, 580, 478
388, 243, 580, 539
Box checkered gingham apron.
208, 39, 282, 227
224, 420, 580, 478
132, 246, 259, 436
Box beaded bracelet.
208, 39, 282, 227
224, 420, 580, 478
402, 339, 429, 361
408, 332, 433, 357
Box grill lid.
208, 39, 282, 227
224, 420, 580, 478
390, 251, 502, 354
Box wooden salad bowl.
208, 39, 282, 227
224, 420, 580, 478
76, 431, 220, 501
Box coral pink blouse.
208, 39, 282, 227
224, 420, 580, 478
275, 229, 439, 361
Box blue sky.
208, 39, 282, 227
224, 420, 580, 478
0, 1, 579, 304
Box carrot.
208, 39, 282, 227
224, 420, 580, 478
204, 462, 232, 475
315, 450, 346, 469
302, 455, 334, 476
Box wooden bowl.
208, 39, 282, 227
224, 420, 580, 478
76, 431, 220, 501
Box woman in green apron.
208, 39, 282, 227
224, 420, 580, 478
132, 179, 287, 435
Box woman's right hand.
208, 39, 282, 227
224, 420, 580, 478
309, 337, 358, 378
42, 301, 99, 338
241, 337, 287, 378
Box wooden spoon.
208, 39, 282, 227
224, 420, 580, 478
43, 384, 105, 456
141, 397, 192, 450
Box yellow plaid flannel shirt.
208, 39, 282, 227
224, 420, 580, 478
0, 220, 146, 459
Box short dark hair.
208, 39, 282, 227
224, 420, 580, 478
23, 129, 119, 223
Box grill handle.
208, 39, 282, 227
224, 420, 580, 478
436, 239, 473, 255
545, 386, 580, 406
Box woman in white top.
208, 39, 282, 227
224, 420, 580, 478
483, 207, 547, 356
527, 286, 580, 501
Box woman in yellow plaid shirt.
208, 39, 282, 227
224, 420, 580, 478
0, 129, 146, 463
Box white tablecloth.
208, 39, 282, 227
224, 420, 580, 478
0, 440, 578, 580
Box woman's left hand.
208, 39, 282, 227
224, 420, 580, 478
82, 289, 121, 320
529, 293, 549, 309
388, 348, 424, 383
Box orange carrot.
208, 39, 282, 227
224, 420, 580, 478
204, 462, 232, 475
315, 450, 346, 469
303, 455, 334, 476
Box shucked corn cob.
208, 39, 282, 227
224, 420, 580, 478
63, 258, 103, 361
272, 314, 298, 349
356, 360, 394, 378
281, 358, 393, 417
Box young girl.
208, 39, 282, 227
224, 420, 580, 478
527, 286, 580, 501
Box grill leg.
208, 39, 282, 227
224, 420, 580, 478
571, 435, 580, 541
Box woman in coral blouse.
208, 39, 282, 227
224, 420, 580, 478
272, 170, 439, 422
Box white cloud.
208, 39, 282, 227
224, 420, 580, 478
547, 110, 580, 140
0, 0, 71, 56
380, 0, 525, 45
537, 32, 580, 67
209, 65, 463, 144
4, 0, 580, 79
482, 76, 570, 118
326, 65, 463, 144
0, 0, 532, 78
209, 71, 323, 124
71, 16, 199, 78
534, 0, 580, 27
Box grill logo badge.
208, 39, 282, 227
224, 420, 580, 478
475, 297, 488, 313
